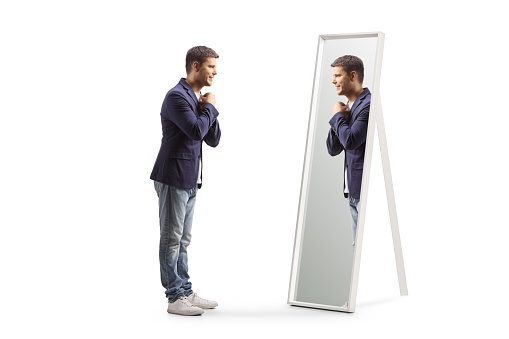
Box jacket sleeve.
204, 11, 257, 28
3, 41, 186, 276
163, 92, 219, 141
326, 127, 344, 156
329, 105, 369, 151
204, 118, 221, 147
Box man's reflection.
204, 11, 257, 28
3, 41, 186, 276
326, 55, 371, 247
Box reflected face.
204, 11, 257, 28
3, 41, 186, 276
197, 57, 217, 87
332, 66, 353, 96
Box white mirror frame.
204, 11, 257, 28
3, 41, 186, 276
288, 32, 385, 313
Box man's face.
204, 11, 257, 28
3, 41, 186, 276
332, 66, 354, 96
196, 57, 217, 87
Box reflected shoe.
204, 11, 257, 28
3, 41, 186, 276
187, 292, 218, 309
167, 297, 204, 316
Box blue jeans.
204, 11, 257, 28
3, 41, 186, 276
348, 194, 360, 246
154, 181, 197, 302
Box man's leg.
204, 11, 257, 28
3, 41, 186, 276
177, 185, 197, 297
178, 185, 219, 309
348, 194, 360, 246
155, 181, 196, 303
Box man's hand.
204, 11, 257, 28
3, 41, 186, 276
200, 92, 216, 108
333, 101, 350, 119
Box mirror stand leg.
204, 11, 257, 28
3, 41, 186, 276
376, 96, 408, 296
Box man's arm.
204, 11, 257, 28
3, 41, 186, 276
326, 127, 344, 156
204, 119, 221, 147
329, 105, 369, 150
163, 92, 219, 141
198, 93, 221, 147
326, 100, 350, 156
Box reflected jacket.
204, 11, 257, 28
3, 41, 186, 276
326, 88, 371, 200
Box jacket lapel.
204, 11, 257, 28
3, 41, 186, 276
179, 78, 201, 114
348, 88, 370, 123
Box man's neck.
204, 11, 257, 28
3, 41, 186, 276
185, 77, 203, 93
346, 87, 364, 104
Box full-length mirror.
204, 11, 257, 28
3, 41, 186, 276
288, 32, 384, 312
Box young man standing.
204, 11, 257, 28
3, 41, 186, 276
150, 46, 221, 315
326, 55, 371, 247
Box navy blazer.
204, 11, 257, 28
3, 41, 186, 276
326, 88, 371, 200
150, 78, 221, 189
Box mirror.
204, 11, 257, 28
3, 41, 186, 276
288, 32, 384, 312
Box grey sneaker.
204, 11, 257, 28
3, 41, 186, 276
187, 292, 218, 309
167, 297, 204, 316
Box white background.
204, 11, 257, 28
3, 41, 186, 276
1, 1, 508, 338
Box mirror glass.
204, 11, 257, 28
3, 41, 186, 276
288, 33, 382, 312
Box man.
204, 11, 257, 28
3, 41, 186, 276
326, 55, 371, 247
150, 46, 221, 316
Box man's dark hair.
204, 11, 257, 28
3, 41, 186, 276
331, 55, 364, 84
185, 46, 219, 74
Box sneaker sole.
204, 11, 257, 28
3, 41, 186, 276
192, 303, 218, 309
167, 308, 204, 316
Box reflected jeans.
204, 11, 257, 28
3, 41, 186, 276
154, 181, 197, 302
348, 194, 360, 246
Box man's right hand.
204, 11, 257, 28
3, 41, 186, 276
200, 92, 216, 107
333, 101, 350, 119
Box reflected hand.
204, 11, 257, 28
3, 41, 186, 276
333, 101, 350, 119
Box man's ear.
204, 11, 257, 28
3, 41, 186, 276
349, 71, 357, 82
193, 61, 200, 72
